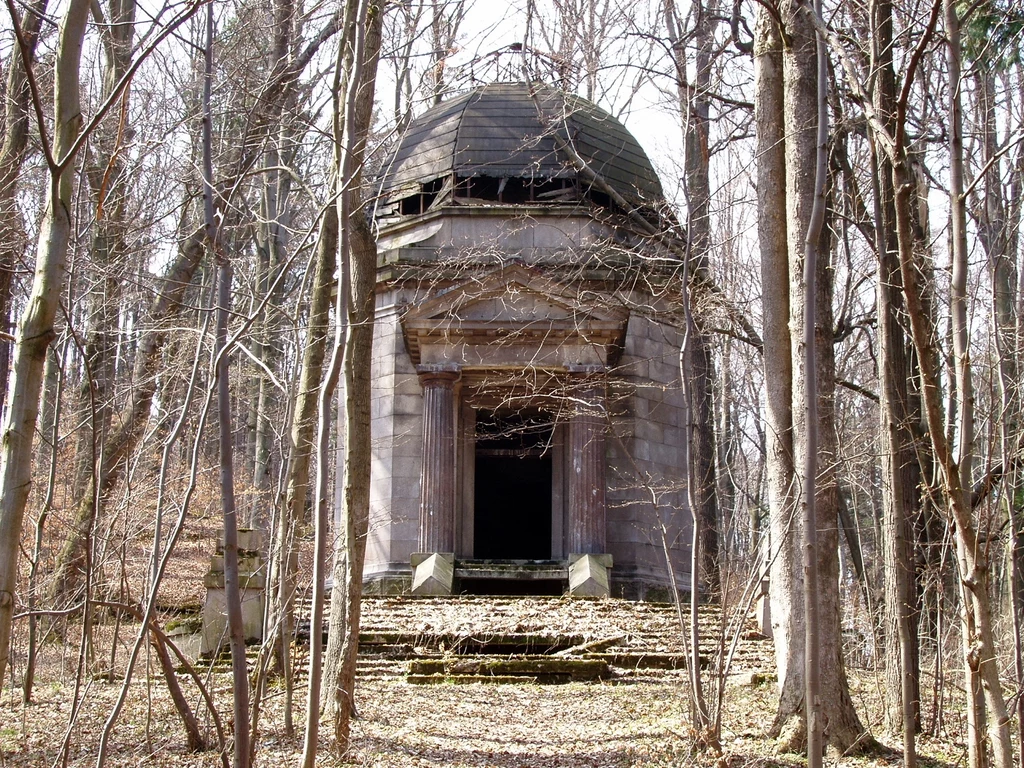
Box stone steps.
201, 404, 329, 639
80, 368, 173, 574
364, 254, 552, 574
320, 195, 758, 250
288, 595, 772, 686
407, 674, 538, 685
408, 656, 611, 683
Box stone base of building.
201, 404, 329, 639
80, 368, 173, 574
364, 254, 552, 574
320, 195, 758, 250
608, 567, 692, 602
362, 571, 413, 596
360, 560, 690, 602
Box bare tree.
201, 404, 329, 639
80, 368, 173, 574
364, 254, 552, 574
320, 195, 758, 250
49, 0, 138, 608
755, 0, 873, 752
663, 0, 722, 598
322, 0, 384, 753
299, 0, 383, 762
202, 1, 251, 764
0, 0, 101, 691
970, 19, 1024, 766
0, 0, 49, 412
868, 0, 922, 758
941, 3, 1012, 763
823, 0, 1017, 760
427, 0, 466, 103
800, 0, 829, 760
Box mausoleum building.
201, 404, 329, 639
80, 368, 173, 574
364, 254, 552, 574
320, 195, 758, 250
363, 81, 692, 599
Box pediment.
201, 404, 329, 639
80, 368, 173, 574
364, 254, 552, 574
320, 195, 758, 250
402, 264, 628, 366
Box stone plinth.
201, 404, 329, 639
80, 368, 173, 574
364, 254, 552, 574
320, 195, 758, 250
410, 552, 455, 596
201, 528, 266, 656
568, 553, 613, 597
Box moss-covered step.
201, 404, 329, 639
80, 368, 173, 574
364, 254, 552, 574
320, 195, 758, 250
406, 674, 538, 685
360, 632, 589, 655
584, 652, 707, 670
408, 656, 610, 683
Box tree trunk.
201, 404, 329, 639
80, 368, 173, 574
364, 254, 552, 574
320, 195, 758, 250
759, 0, 873, 752
0, 0, 49, 413
203, 3, 249, 764
149, 626, 205, 753
800, 0, 829, 759
300, 4, 382, 763
322, 0, 382, 753
864, 5, 1018, 765
754, 2, 798, 739
976, 62, 1022, 768
1008, 66, 1024, 768
0, 0, 91, 691
871, 0, 921, 755
323, 196, 376, 751
298, 250, 343, 768
256, 0, 298, 680
270, 204, 337, 735
50, 0, 136, 608
941, 5, 1012, 765
970, 61, 1019, 768
664, 0, 721, 599
24, 341, 65, 702
248, 0, 297, 528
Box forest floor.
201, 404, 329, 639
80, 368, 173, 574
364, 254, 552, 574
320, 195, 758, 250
0, 595, 976, 768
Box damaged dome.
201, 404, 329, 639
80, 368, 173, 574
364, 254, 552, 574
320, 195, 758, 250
377, 82, 663, 221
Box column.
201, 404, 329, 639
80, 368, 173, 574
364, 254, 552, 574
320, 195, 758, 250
566, 365, 607, 554
417, 364, 459, 553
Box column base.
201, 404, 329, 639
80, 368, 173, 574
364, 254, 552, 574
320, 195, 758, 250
410, 553, 455, 596
568, 553, 613, 597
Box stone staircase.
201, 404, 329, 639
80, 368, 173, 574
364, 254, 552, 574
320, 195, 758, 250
295, 596, 772, 686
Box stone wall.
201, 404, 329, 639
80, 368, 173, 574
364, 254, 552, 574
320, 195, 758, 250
365, 287, 423, 591
606, 312, 692, 599
376, 208, 618, 261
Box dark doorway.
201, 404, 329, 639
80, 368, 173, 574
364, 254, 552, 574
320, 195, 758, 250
473, 410, 553, 559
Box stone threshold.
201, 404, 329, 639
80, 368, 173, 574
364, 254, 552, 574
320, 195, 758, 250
453, 559, 568, 581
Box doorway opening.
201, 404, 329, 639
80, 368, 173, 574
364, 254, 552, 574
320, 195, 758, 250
473, 409, 553, 560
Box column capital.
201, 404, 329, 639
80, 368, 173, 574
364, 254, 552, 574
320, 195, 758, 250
416, 363, 460, 385
565, 364, 607, 418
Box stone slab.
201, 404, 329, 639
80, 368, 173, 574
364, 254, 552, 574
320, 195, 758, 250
407, 674, 538, 685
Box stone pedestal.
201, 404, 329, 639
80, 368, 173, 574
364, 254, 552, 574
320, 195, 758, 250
201, 528, 265, 656
410, 552, 455, 596
568, 553, 613, 597
417, 364, 459, 553
567, 366, 607, 554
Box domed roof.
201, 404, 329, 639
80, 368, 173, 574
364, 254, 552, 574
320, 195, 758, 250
379, 82, 663, 210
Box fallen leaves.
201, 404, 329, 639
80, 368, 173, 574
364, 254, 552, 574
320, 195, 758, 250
0, 597, 969, 767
